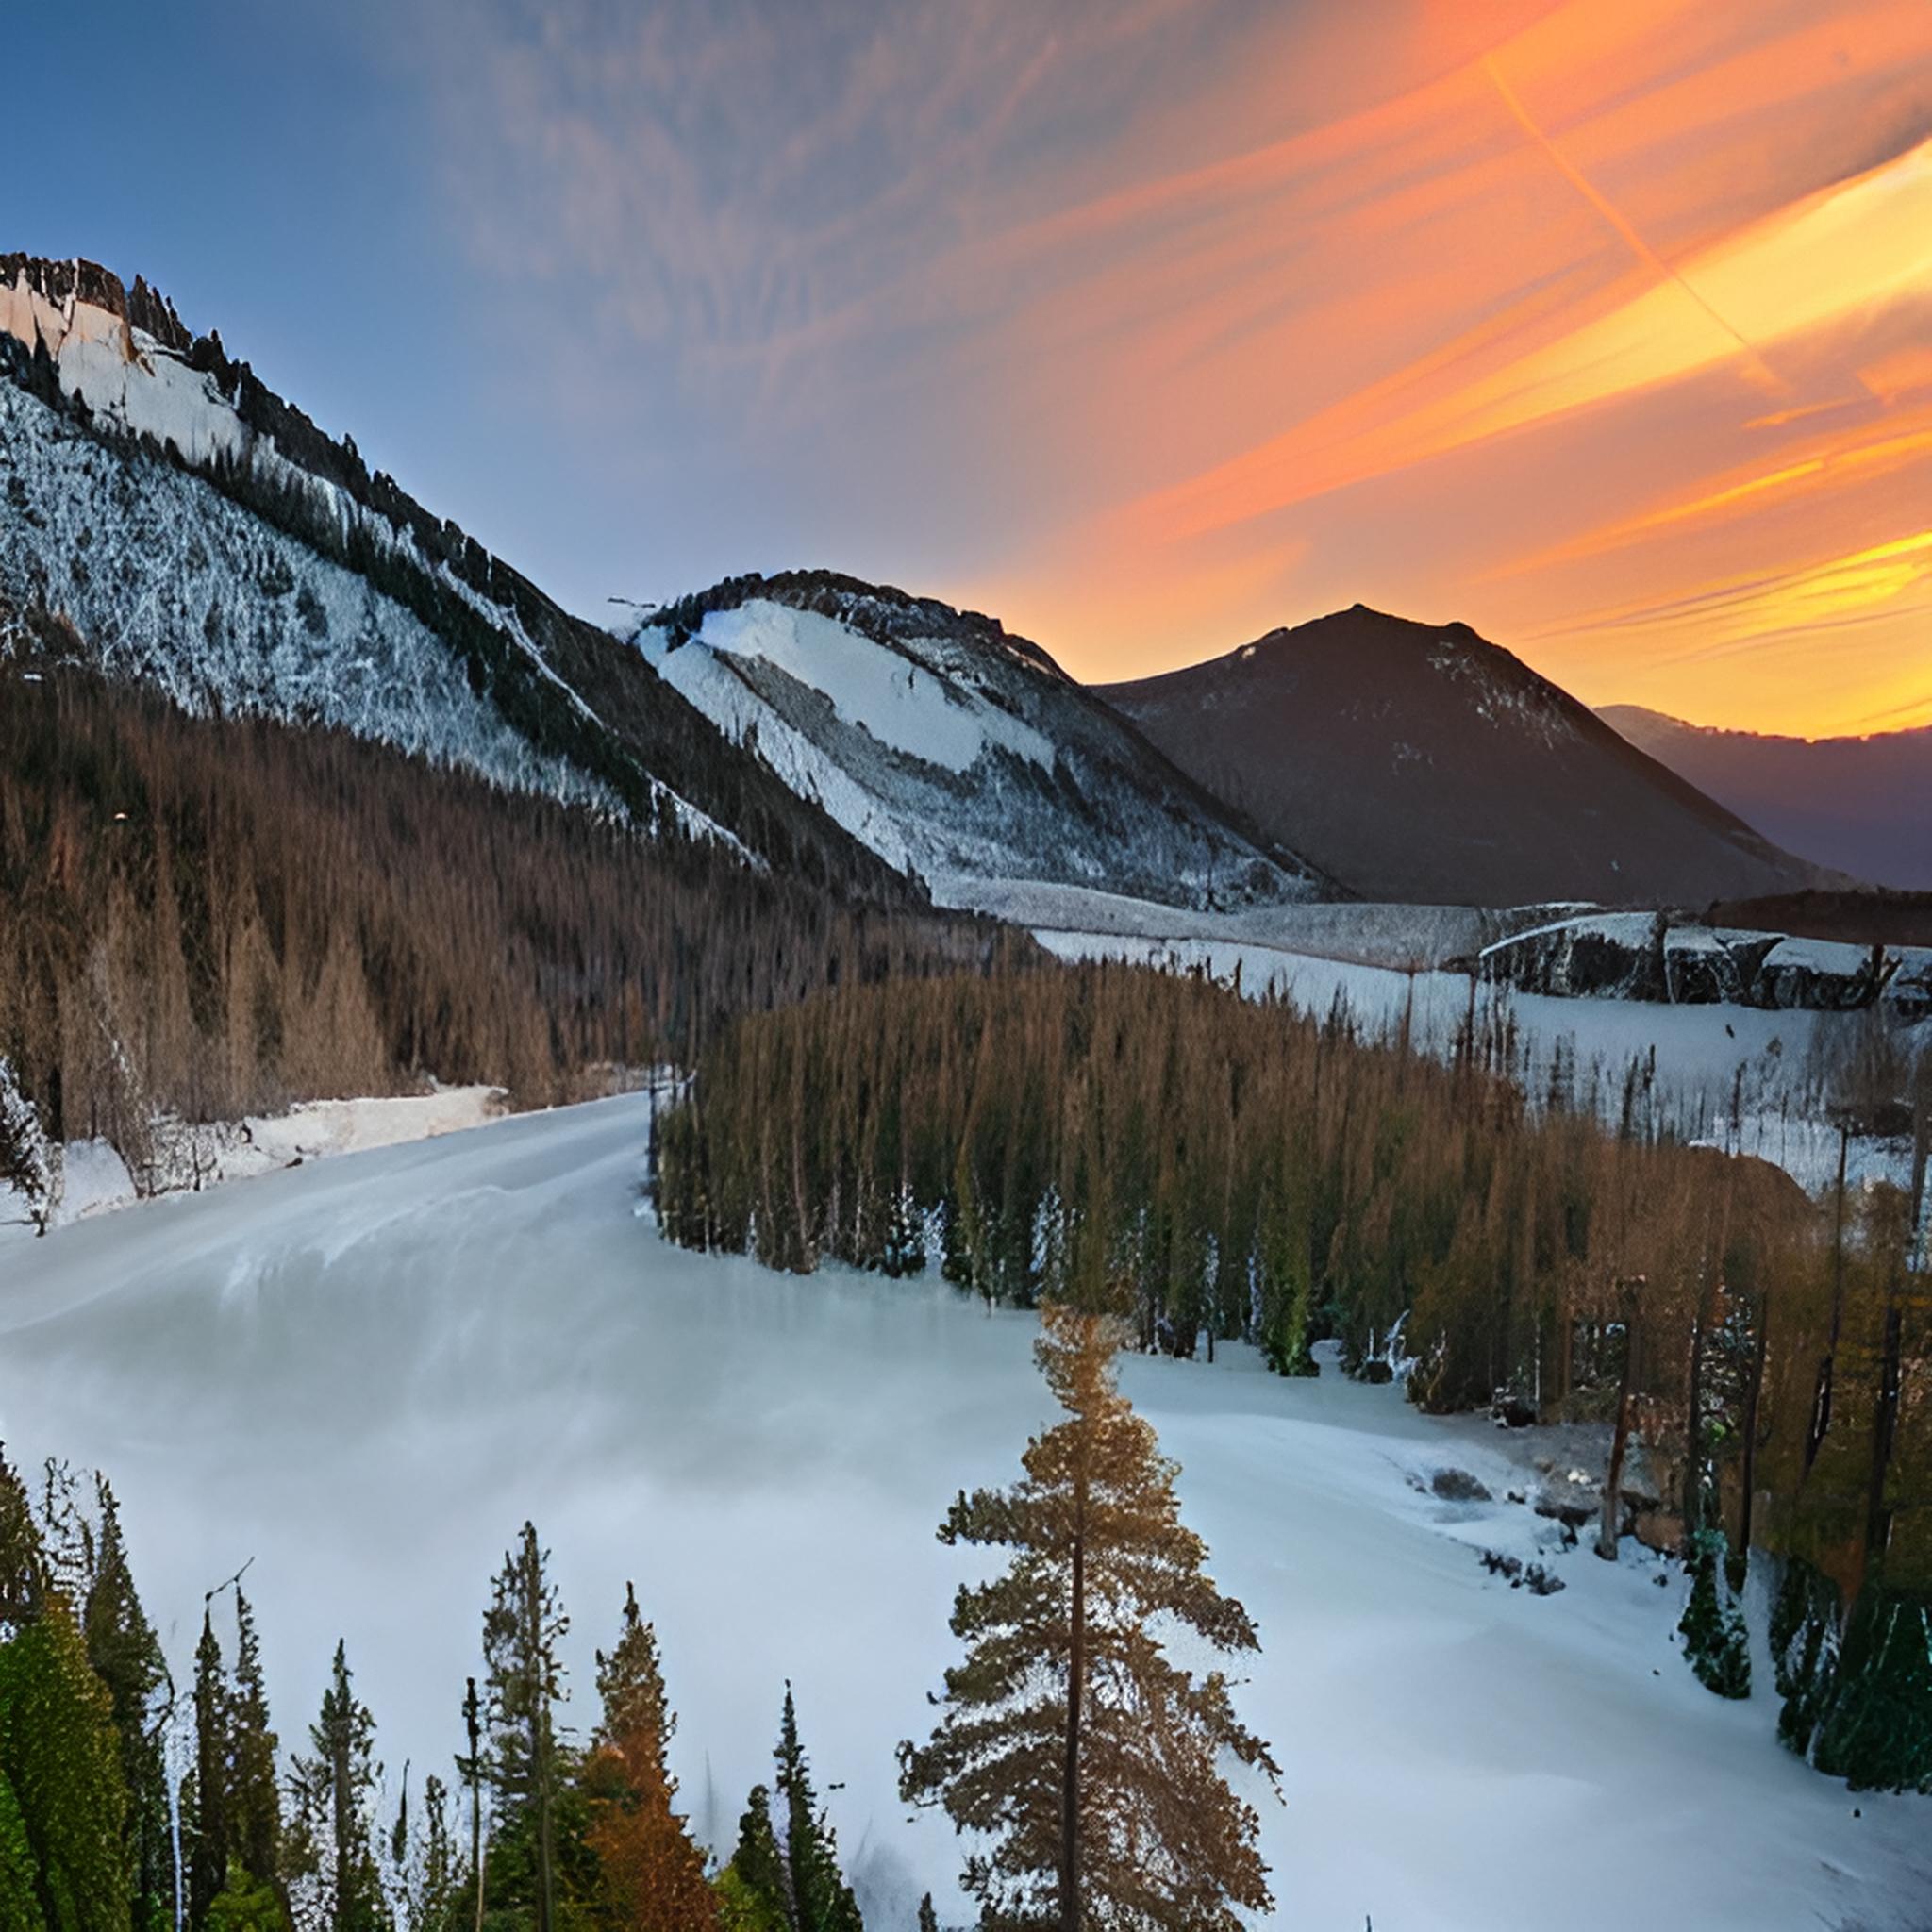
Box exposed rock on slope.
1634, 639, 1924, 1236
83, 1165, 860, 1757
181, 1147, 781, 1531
1477, 910, 1930, 1021
625, 570, 1329, 915
1101, 605, 1829, 908
1600, 705, 1932, 891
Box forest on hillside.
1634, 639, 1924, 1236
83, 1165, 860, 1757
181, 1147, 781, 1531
0, 661, 1017, 1199
652, 961, 1932, 1791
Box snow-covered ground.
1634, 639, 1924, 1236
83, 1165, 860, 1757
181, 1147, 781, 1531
1033, 927, 1917, 1196
0, 1095, 1923, 1929
0, 1086, 508, 1246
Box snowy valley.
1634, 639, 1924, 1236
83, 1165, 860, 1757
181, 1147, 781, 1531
3, 1097, 1926, 1931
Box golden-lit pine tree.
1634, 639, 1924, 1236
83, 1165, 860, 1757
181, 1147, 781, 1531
582, 1583, 717, 1932
899, 1304, 1278, 1931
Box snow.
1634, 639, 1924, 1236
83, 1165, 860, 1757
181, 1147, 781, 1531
683, 602, 1054, 775
0, 1096, 1924, 1930
0, 378, 599, 806
0, 1089, 511, 1246
46, 1138, 135, 1224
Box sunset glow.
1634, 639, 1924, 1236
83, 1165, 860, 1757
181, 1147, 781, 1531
26, 0, 1923, 737
911, 0, 1932, 733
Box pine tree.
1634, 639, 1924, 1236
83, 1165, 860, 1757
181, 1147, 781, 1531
582, 1583, 717, 1930
81, 1479, 176, 1931
899, 1305, 1278, 1931
0, 1586, 130, 1931
916, 1895, 938, 1932
227, 1587, 282, 1893
480, 1524, 569, 1932
773, 1687, 861, 1932
287, 1640, 387, 1932
0, 1761, 47, 1932
394, 1774, 461, 1932
0, 1447, 46, 1630
714, 1786, 789, 1932
187, 1608, 231, 1932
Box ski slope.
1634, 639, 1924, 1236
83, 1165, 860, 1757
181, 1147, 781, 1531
0, 1096, 1924, 1928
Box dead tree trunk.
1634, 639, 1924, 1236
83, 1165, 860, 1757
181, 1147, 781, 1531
1598, 1298, 1638, 1561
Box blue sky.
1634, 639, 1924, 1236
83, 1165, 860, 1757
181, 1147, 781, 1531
8, 1, 1930, 731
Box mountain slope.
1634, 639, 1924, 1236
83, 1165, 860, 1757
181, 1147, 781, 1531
1600, 705, 1932, 891
1100, 606, 1830, 908
0, 255, 908, 903
625, 570, 1328, 913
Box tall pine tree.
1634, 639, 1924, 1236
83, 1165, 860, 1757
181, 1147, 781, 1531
0, 1449, 129, 1932
773, 1688, 861, 1932
480, 1523, 569, 1932
582, 1582, 717, 1930
287, 1641, 387, 1932
81, 1479, 175, 1931
186, 1608, 230, 1932
227, 1588, 283, 1897
899, 1305, 1277, 1931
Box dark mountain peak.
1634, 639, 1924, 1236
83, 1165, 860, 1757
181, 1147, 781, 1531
1102, 605, 1829, 907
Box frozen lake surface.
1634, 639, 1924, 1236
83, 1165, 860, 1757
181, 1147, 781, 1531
1, 1094, 1924, 1928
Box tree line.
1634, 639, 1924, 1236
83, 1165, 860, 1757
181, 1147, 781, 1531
0, 1310, 1274, 1930
650, 959, 1931, 1791
0, 661, 1019, 1203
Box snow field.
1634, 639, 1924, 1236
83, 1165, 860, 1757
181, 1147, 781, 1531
0, 1095, 1923, 1929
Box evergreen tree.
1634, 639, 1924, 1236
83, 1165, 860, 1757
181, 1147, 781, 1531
480, 1524, 569, 1932
0, 1588, 131, 1931
582, 1583, 716, 1930
714, 1786, 789, 1932
287, 1641, 387, 1932
81, 1479, 176, 1931
0, 1761, 48, 1932
915, 1895, 938, 1932
228, 1588, 283, 1894
0, 1446, 46, 1629
899, 1305, 1277, 1931
188, 1609, 231, 1932
773, 1688, 861, 1932
1677, 1533, 1750, 1700
393, 1774, 461, 1932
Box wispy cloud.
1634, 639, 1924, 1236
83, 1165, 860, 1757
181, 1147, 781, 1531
381, 0, 1932, 733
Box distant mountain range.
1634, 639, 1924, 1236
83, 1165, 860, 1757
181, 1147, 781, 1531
1100, 608, 1826, 908
1598, 706, 1932, 891
0, 253, 1854, 919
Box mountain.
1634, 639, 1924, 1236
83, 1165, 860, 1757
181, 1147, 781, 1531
622, 570, 1328, 914
1599, 706, 1932, 891
0, 254, 908, 903
1099, 605, 1830, 908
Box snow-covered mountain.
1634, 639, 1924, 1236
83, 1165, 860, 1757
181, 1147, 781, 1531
1102, 606, 1834, 908
1600, 705, 1932, 892
625, 570, 1327, 914
0, 255, 906, 899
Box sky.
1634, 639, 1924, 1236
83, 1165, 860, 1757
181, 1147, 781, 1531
8, 0, 1930, 735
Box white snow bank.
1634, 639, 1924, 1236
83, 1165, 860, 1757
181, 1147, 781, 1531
48, 1139, 136, 1224
0, 1096, 1922, 1930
